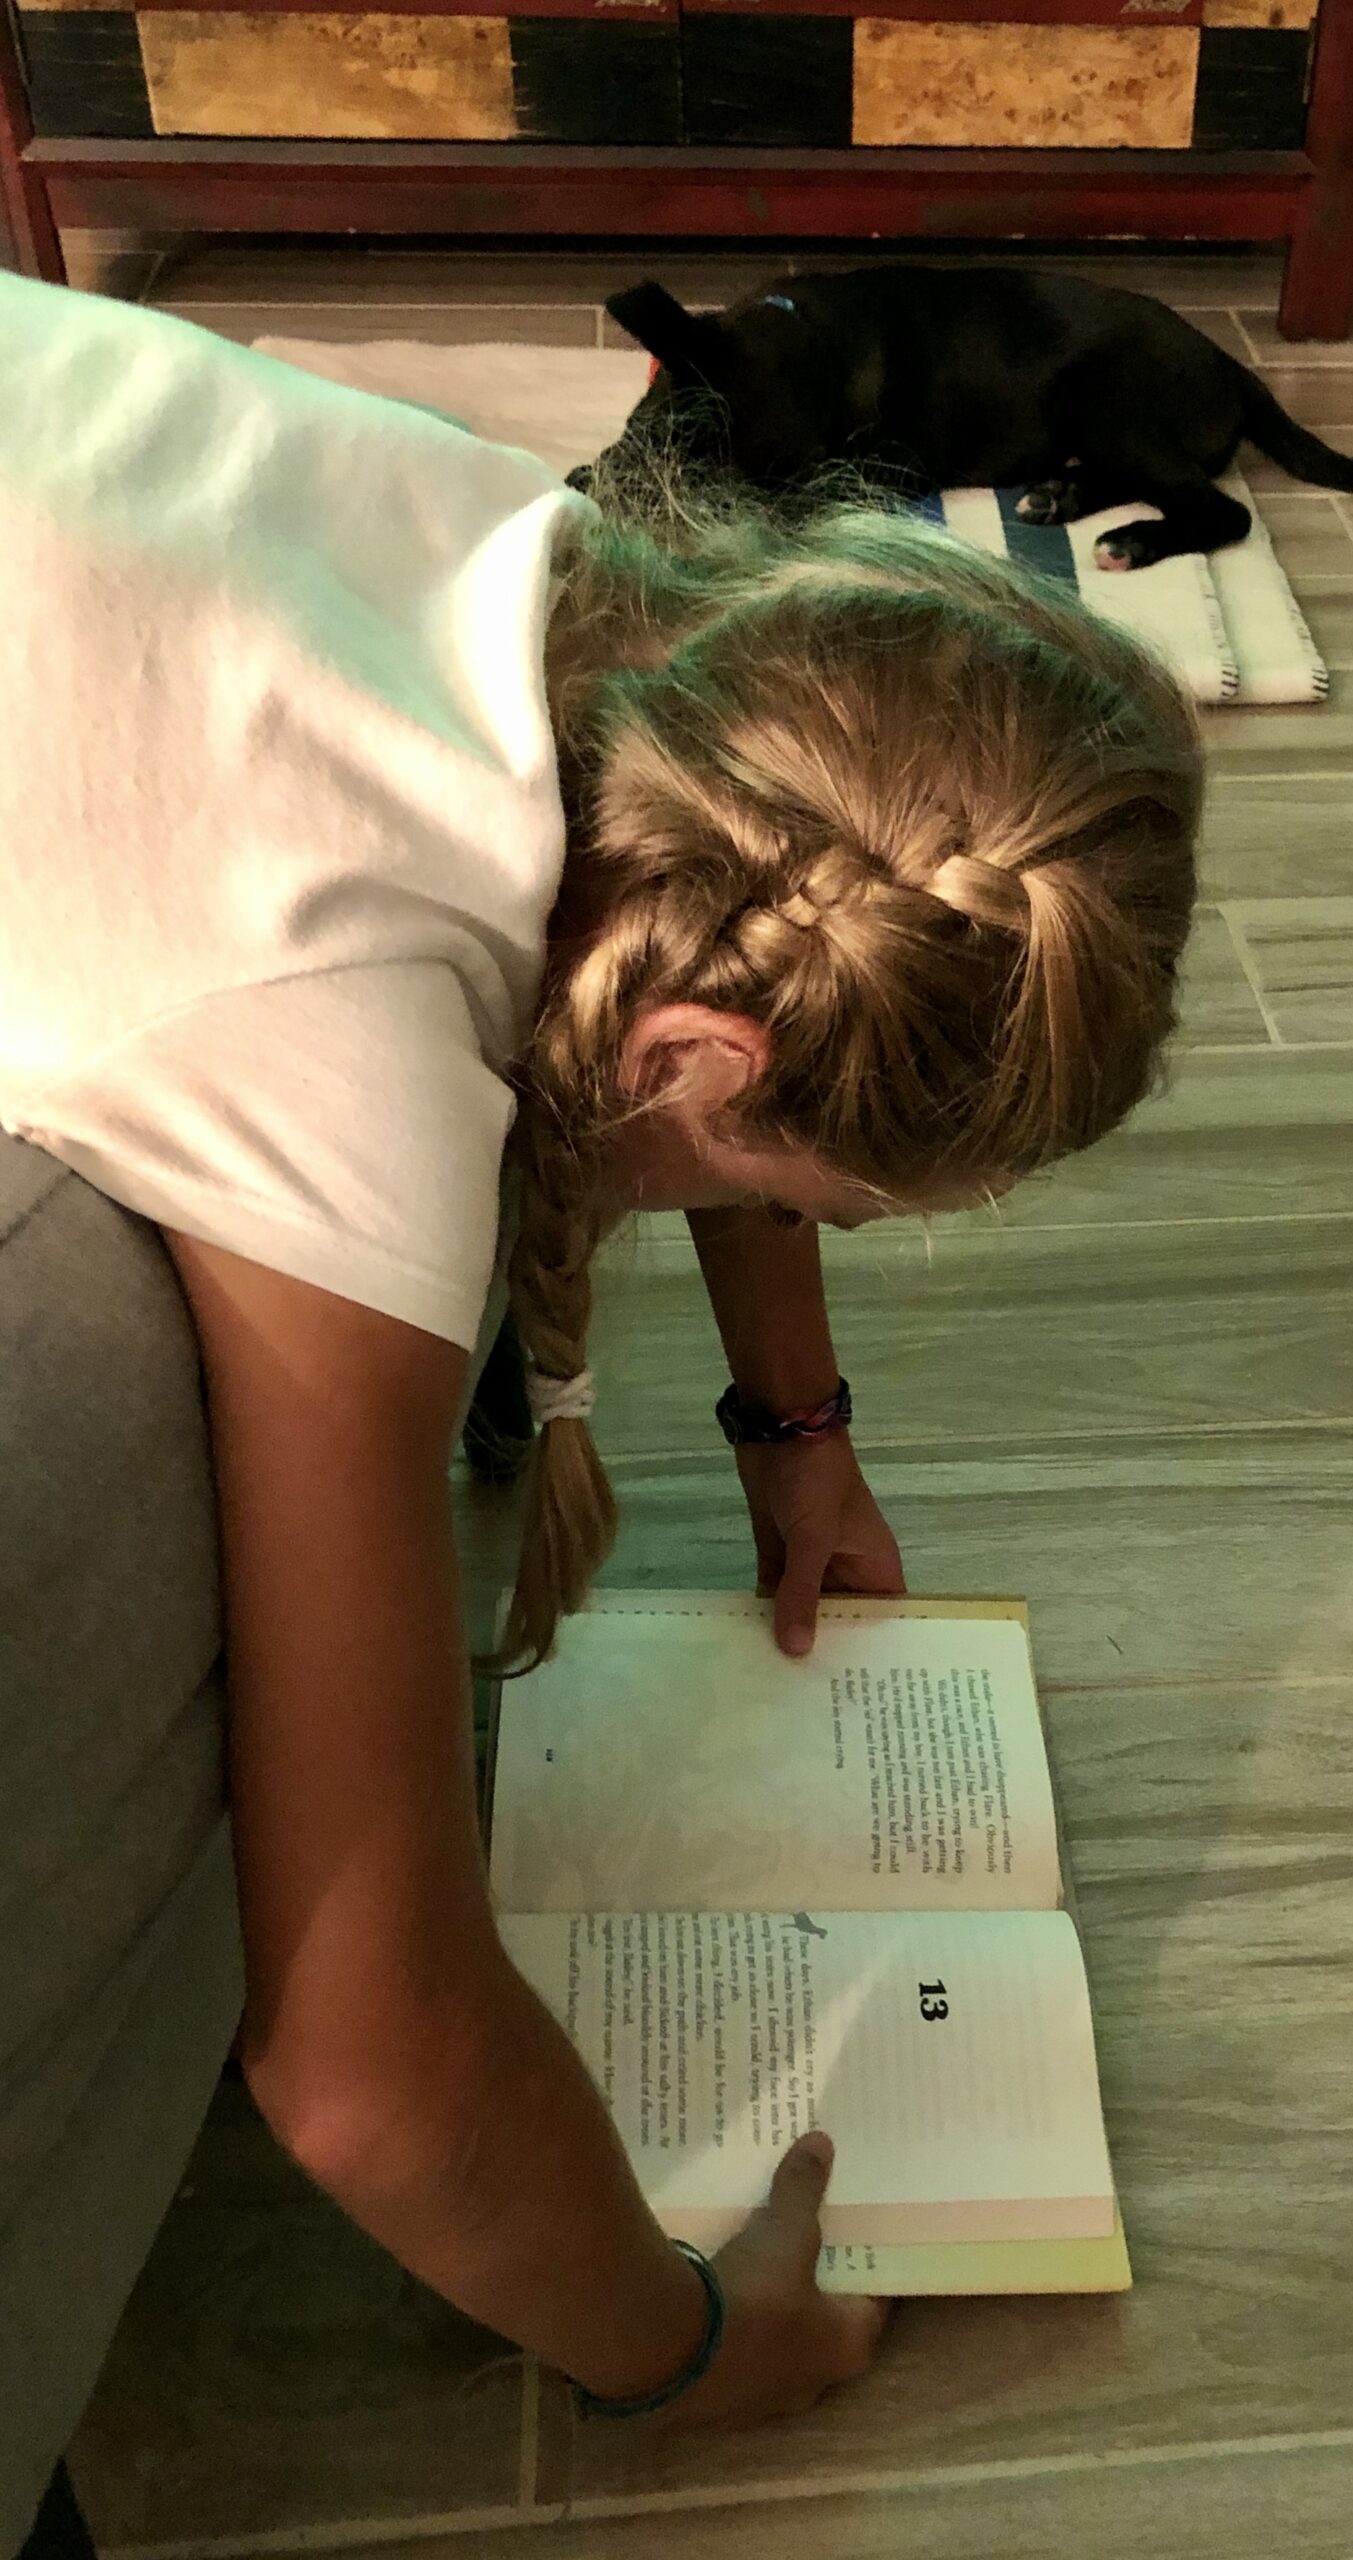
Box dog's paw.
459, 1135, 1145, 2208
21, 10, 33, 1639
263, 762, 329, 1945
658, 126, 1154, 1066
1094, 522, 1166, 572
1016, 476, 1083, 525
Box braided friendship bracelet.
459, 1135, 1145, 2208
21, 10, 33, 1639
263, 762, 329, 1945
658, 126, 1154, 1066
573, 2242, 727, 2421
716, 1377, 853, 1447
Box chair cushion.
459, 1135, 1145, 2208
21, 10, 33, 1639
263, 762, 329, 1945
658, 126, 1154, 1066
0, 1136, 243, 2555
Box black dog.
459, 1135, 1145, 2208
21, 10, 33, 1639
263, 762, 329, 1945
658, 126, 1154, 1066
583, 264, 1353, 570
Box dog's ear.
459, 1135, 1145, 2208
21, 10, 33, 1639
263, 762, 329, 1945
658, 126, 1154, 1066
604, 283, 726, 388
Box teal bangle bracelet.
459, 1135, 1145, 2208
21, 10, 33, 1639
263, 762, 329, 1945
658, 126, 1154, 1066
573, 2243, 726, 2421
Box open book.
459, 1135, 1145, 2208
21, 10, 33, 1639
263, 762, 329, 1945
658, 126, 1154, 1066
484, 1592, 1129, 2297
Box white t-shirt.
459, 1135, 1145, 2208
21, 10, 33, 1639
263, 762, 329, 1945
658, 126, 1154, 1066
0, 272, 596, 1349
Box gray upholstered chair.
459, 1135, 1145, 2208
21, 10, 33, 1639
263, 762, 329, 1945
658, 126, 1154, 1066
0, 1130, 245, 2555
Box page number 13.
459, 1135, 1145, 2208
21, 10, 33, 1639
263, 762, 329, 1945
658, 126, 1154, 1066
918, 1978, 949, 2022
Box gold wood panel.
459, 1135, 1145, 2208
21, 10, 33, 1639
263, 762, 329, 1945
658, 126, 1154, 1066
138, 12, 516, 141
1202, 0, 1317, 25
853, 21, 1199, 150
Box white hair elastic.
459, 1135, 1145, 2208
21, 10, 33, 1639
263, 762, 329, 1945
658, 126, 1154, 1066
525, 1366, 596, 1429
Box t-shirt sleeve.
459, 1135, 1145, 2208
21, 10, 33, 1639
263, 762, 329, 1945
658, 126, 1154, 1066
24, 960, 515, 1349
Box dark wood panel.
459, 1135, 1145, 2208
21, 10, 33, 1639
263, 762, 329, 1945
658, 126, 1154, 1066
683, 14, 853, 147
0, 0, 64, 278
31, 135, 1311, 249
18, 10, 153, 140
511, 18, 680, 143
1193, 25, 1313, 150
684, 0, 1204, 17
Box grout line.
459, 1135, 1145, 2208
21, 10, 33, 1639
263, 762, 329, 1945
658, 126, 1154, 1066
1229, 307, 1264, 366
606, 1412, 1353, 1468
1179, 1037, 1274, 1056
136, 248, 173, 307
517, 2358, 540, 2510
842, 1415, 1353, 1452
1331, 491, 1353, 547
607, 1416, 1353, 1475
1207, 767, 1353, 782
1184, 1035, 1353, 1054
616, 1203, 1353, 1274
617, 1206, 1353, 1265
98, 2422, 1353, 2552
526, 2422, 1353, 2529
1216, 906, 1286, 1046
95, 2507, 527, 2554
593, 303, 605, 350
856, 1210, 1353, 1237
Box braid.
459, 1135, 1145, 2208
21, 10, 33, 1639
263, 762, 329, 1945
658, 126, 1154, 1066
486, 498, 1201, 1669
929, 849, 1032, 933
489, 1091, 617, 1676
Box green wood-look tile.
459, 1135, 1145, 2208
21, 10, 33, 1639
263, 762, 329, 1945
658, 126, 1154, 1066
1245, 493, 1353, 587
1200, 671, 1353, 775
595, 1429, 1353, 1690
1200, 777, 1353, 899
1246, 369, 1353, 429
1185, 310, 1262, 364
590, 1214, 1352, 1462
1297, 588, 1353, 670
1223, 897, 1353, 1043
505, 2447, 1353, 2560
72, 2194, 524, 2544
1239, 308, 1353, 367
1240, 435, 1353, 494
1175, 906, 1271, 1045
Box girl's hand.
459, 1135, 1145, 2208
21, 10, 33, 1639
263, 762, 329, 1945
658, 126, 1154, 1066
735, 1431, 907, 1658
653, 2132, 891, 2432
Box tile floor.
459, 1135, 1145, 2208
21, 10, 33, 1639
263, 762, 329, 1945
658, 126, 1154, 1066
53, 234, 1353, 2559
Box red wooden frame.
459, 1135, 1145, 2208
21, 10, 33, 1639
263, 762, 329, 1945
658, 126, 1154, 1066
2, 1, 1350, 338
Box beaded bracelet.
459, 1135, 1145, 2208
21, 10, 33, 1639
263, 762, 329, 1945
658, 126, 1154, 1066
572, 2243, 726, 2421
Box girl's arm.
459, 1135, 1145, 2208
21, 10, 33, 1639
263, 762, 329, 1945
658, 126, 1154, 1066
685, 1205, 841, 1415
685, 1207, 906, 1653
163, 1232, 707, 2400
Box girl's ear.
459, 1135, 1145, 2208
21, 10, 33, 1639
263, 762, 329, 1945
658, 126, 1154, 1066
605, 284, 728, 392
619, 1004, 770, 1106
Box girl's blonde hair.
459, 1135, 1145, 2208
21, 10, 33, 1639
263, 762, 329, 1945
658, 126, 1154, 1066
492, 464, 1203, 1672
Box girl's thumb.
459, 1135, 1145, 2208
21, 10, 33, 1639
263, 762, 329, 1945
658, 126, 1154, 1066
773, 1550, 828, 1659
769, 2128, 836, 2224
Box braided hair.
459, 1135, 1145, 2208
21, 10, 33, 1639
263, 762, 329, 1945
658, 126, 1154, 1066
490, 496, 1202, 1671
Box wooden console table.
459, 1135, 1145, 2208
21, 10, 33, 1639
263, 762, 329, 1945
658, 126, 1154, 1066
2, 0, 1351, 337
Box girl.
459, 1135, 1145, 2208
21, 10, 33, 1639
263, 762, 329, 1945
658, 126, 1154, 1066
0, 273, 1201, 2447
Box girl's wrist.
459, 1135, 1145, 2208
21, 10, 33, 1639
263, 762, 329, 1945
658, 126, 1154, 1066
687, 1205, 840, 1415
570, 2241, 712, 2409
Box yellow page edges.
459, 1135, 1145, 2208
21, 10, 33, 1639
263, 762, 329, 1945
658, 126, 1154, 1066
816, 2204, 1131, 2297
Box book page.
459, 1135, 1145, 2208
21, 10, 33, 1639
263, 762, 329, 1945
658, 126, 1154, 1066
496, 1906, 1114, 2249
489, 1594, 1060, 1918
816, 2215, 1131, 2298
